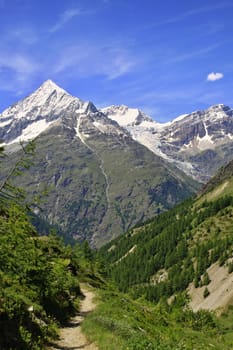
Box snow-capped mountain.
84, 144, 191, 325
0, 80, 89, 144
0, 80, 197, 247
102, 105, 170, 160
101, 105, 155, 126
0, 80, 128, 146
103, 104, 233, 182
1, 80, 232, 184
162, 104, 233, 151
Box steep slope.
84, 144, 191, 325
0, 79, 91, 145
101, 105, 169, 159
0, 81, 198, 247
200, 159, 233, 195
100, 158, 233, 311
0, 188, 95, 349
103, 104, 233, 182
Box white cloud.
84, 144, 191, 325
50, 8, 82, 33
207, 72, 224, 81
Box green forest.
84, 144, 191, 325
100, 194, 233, 302
1, 142, 233, 349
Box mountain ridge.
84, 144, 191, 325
103, 103, 233, 182
0, 80, 198, 247
1, 79, 232, 173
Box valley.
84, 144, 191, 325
0, 80, 233, 349
1, 0, 233, 348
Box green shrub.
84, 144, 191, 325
203, 287, 210, 298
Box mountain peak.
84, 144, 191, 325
102, 104, 154, 127
207, 103, 225, 110
0, 79, 78, 122
0, 79, 85, 145
38, 79, 69, 96
207, 104, 232, 114
41, 78, 58, 87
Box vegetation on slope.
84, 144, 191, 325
99, 159, 233, 305
100, 195, 233, 301
1, 138, 233, 350
0, 197, 104, 349
201, 158, 233, 195
82, 288, 233, 350
90, 161, 233, 349
0, 143, 103, 349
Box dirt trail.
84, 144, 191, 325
48, 288, 98, 350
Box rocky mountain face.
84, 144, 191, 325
0, 81, 198, 247
103, 104, 233, 182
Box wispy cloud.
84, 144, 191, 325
0, 51, 41, 94
207, 72, 224, 81
0, 53, 39, 76
135, 90, 195, 104
8, 28, 38, 45
203, 22, 226, 35
197, 91, 224, 104
53, 44, 138, 80
167, 44, 220, 64
106, 53, 136, 80
50, 8, 83, 33
155, 2, 233, 26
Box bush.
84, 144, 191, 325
203, 287, 210, 298
228, 263, 233, 273
202, 272, 210, 285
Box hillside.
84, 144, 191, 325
99, 158, 233, 312
0, 144, 104, 349
0, 81, 198, 247
81, 287, 233, 350
1, 141, 233, 350
200, 158, 233, 195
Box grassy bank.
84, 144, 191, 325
82, 288, 233, 350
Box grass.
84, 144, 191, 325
82, 287, 233, 350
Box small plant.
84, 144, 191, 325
228, 262, 233, 273
194, 275, 199, 288
203, 287, 210, 298
202, 271, 211, 285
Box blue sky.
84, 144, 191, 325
0, 0, 232, 122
